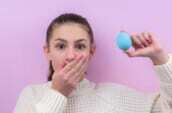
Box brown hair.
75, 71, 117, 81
46, 13, 94, 81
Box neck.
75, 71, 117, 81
79, 73, 86, 82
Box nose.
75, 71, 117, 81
65, 48, 76, 62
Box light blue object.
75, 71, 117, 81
116, 31, 132, 50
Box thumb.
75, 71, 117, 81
125, 49, 141, 57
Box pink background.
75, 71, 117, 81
0, 0, 172, 113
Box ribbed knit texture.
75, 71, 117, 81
13, 54, 172, 113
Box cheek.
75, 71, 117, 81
79, 49, 91, 57
50, 52, 66, 71
51, 58, 65, 71
49, 48, 91, 71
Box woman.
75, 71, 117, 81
13, 13, 172, 113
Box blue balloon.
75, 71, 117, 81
116, 31, 132, 50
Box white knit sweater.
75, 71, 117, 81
13, 54, 172, 113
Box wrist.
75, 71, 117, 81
150, 50, 169, 65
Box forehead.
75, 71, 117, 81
51, 23, 89, 41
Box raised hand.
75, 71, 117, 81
125, 32, 169, 65
51, 55, 89, 97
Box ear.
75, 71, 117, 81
43, 45, 51, 61
89, 44, 96, 57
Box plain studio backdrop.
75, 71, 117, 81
0, 0, 172, 113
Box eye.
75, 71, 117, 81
55, 43, 66, 50
76, 44, 86, 50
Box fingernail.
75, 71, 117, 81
78, 55, 83, 60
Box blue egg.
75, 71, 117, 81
116, 31, 132, 50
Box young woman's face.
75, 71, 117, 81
44, 23, 95, 73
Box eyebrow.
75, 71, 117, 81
54, 38, 67, 43
54, 38, 87, 43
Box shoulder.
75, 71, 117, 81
94, 82, 139, 95
93, 82, 158, 112
94, 82, 157, 103
18, 82, 51, 101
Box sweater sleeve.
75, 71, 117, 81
13, 85, 67, 113
151, 53, 172, 113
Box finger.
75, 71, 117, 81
62, 55, 83, 73
66, 55, 86, 77
142, 32, 152, 44
76, 58, 88, 77
131, 39, 141, 50
73, 56, 87, 73
125, 49, 140, 57
132, 43, 141, 50
140, 33, 149, 47
65, 56, 87, 83
72, 57, 89, 81
147, 32, 158, 44
131, 35, 144, 48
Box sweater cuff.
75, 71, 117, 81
154, 54, 172, 83
35, 88, 67, 113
